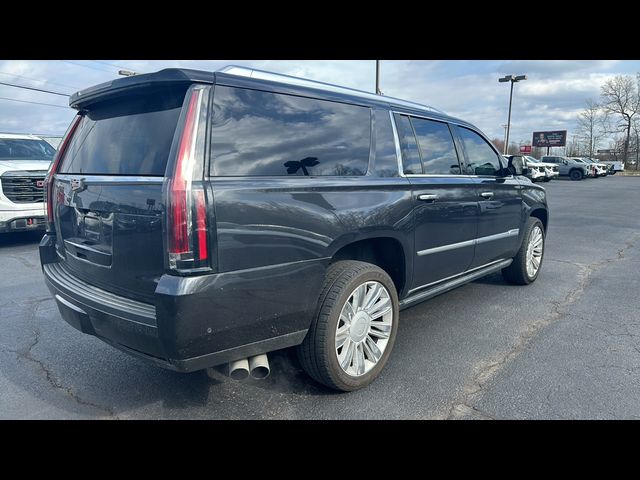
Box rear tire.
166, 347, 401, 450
502, 217, 545, 285
569, 169, 583, 181
297, 260, 399, 392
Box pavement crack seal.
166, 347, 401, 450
445, 234, 640, 420
15, 301, 118, 419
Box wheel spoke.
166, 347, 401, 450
363, 336, 382, 362
342, 301, 355, 323
367, 297, 391, 319
363, 283, 382, 311
354, 343, 365, 375
339, 339, 355, 370
335, 326, 349, 349
351, 284, 366, 310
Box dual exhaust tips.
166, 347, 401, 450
228, 353, 270, 380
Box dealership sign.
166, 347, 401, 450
519, 145, 532, 153
532, 130, 567, 147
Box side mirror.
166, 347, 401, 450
507, 156, 528, 176
562, 160, 568, 165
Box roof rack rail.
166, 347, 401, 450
217, 65, 445, 115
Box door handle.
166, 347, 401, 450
418, 194, 438, 202
480, 192, 494, 199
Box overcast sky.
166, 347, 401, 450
1, 60, 639, 146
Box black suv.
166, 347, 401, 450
40, 66, 549, 391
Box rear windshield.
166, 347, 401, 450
0, 139, 56, 161
59, 87, 187, 176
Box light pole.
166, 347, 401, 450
499, 74, 527, 154
501, 124, 508, 152
375, 60, 382, 95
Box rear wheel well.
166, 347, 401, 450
331, 238, 405, 295
530, 208, 548, 231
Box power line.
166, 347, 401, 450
0, 71, 81, 91
0, 81, 70, 97
92, 60, 134, 71
0, 96, 69, 108
62, 60, 116, 74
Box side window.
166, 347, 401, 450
210, 86, 371, 176
410, 117, 461, 175
393, 114, 422, 174
373, 109, 400, 177
458, 127, 503, 176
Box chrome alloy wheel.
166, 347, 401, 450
526, 225, 544, 278
335, 281, 394, 377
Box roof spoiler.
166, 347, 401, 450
69, 68, 215, 110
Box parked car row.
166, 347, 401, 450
504, 154, 616, 182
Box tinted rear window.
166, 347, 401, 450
59, 87, 186, 176
210, 86, 371, 176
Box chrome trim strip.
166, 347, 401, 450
390, 109, 470, 130
405, 174, 479, 178
416, 229, 519, 257
417, 238, 475, 256
408, 258, 510, 295
389, 110, 406, 178
475, 229, 519, 245
54, 174, 163, 184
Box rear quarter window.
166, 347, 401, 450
210, 86, 371, 176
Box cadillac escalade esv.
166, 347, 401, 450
40, 66, 549, 391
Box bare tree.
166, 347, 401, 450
632, 118, 640, 170
490, 138, 505, 153
576, 99, 608, 158
600, 74, 640, 167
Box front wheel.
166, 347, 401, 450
502, 217, 545, 285
297, 260, 399, 392
543, 177, 551, 182
569, 169, 583, 181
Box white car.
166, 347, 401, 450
524, 156, 559, 182
571, 157, 608, 177
0, 134, 55, 233
601, 160, 624, 174
503, 154, 542, 181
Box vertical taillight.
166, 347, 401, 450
165, 86, 210, 272
45, 114, 82, 232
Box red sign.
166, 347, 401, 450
519, 145, 532, 153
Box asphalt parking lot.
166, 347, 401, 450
1, 175, 639, 419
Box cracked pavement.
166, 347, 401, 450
1, 176, 639, 419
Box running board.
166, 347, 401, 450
399, 259, 513, 310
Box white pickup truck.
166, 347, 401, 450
0, 134, 55, 233
600, 160, 624, 174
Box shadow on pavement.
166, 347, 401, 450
0, 230, 44, 249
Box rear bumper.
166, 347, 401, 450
0, 208, 46, 232
40, 234, 323, 372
